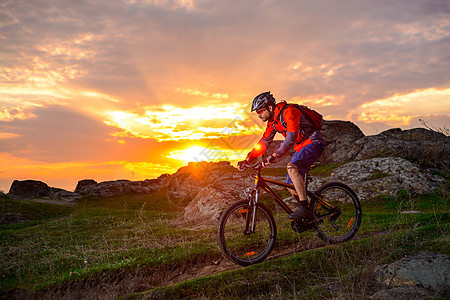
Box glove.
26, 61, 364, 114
262, 154, 277, 167
237, 160, 249, 171
266, 155, 277, 164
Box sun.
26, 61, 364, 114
167, 146, 208, 164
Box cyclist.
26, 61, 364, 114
237, 91, 326, 221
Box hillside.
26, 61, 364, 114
1, 122, 449, 299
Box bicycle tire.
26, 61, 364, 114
218, 200, 276, 266
312, 182, 362, 244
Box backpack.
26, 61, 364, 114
279, 103, 323, 130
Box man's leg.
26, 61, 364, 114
286, 142, 325, 221
287, 163, 308, 204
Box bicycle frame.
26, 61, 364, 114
246, 167, 339, 233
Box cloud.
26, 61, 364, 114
349, 88, 450, 127
0, 0, 449, 190
2, 0, 448, 112
0, 105, 120, 162
104, 102, 264, 141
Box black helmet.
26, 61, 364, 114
251, 91, 275, 112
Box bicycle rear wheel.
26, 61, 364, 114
218, 200, 276, 266
312, 182, 362, 244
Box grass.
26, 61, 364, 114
138, 223, 448, 299
0, 181, 449, 299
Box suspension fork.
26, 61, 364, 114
244, 170, 261, 235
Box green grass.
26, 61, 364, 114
1, 182, 449, 299
138, 223, 449, 299
0, 196, 74, 228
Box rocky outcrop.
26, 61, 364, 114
166, 161, 238, 199
322, 127, 449, 170
183, 172, 253, 222
75, 179, 166, 198
319, 120, 366, 163
264, 121, 449, 171
74, 179, 97, 194
8, 180, 50, 199
184, 157, 446, 222
308, 157, 445, 201
74, 161, 239, 199
371, 251, 450, 299
8, 180, 82, 201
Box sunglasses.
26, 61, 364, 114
256, 108, 267, 115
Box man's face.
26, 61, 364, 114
256, 106, 272, 122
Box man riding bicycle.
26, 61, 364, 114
237, 91, 326, 221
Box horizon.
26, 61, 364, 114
1, 0, 449, 192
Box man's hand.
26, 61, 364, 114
262, 154, 277, 167
237, 160, 250, 171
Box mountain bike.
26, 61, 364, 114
218, 163, 362, 266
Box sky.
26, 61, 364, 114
1, 0, 449, 192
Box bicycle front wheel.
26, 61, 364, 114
218, 200, 276, 266
312, 182, 362, 244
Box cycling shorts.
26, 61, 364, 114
286, 141, 326, 184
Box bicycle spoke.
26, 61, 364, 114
218, 200, 276, 266
312, 182, 361, 243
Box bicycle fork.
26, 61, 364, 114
243, 185, 259, 235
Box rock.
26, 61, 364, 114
264, 122, 448, 171
71, 161, 238, 199
308, 157, 445, 201
75, 179, 97, 194
324, 127, 449, 170
76, 179, 164, 198
8, 180, 51, 199
50, 188, 83, 201
182, 157, 446, 222
167, 161, 238, 200
372, 251, 450, 299
8, 180, 82, 202
183, 172, 253, 222
319, 120, 365, 164
370, 286, 437, 300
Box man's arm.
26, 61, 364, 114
245, 126, 277, 163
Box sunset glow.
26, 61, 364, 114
104, 104, 264, 142
167, 145, 247, 165
0, 0, 448, 191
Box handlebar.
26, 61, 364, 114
239, 162, 264, 171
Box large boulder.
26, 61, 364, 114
323, 127, 449, 170
183, 172, 254, 222
319, 120, 365, 164
75, 179, 165, 198
74, 179, 97, 194
352, 128, 449, 169
8, 180, 81, 201
8, 180, 50, 199
308, 157, 445, 201
371, 251, 450, 299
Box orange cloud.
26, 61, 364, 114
104, 103, 265, 142
350, 88, 450, 126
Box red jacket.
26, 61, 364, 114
247, 101, 324, 162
